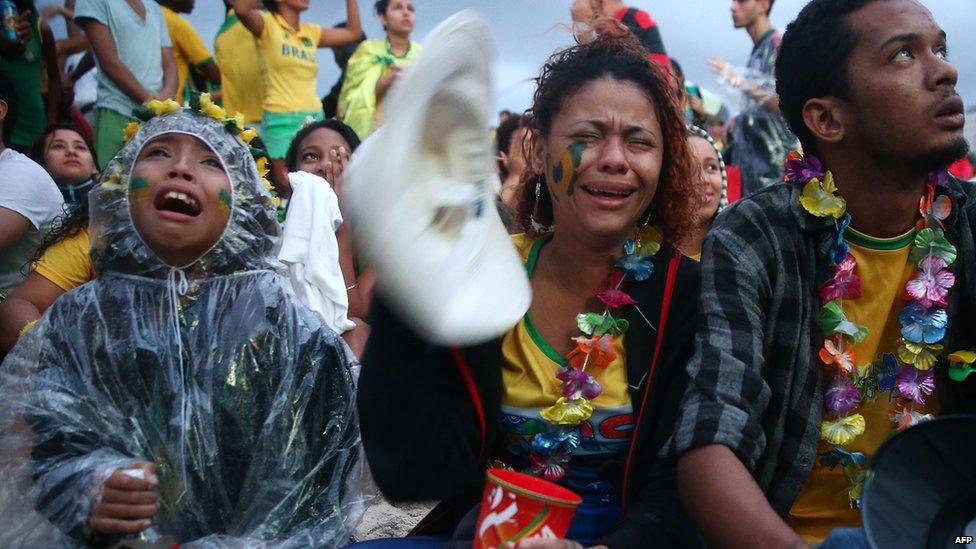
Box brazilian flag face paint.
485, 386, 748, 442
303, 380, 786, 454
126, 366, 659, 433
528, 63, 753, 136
549, 141, 587, 197
129, 176, 151, 203
218, 189, 232, 217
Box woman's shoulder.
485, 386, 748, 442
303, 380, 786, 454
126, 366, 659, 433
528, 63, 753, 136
509, 232, 547, 264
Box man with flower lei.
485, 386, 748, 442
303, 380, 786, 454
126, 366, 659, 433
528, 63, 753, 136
671, 0, 976, 547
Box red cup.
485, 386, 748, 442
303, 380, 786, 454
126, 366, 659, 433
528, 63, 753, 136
473, 468, 583, 548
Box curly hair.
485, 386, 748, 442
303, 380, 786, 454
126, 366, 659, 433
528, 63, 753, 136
515, 32, 696, 244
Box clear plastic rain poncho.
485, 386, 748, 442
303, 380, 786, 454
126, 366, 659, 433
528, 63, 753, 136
0, 109, 368, 547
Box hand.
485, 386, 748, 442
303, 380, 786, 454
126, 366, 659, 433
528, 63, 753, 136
324, 145, 351, 196
375, 65, 402, 99
689, 95, 705, 116
13, 10, 32, 43
91, 462, 159, 536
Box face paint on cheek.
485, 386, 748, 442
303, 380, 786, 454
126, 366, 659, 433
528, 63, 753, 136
217, 189, 232, 217
129, 176, 150, 203
552, 142, 587, 197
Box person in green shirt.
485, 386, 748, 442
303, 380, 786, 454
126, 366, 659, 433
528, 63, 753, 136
0, 1, 61, 152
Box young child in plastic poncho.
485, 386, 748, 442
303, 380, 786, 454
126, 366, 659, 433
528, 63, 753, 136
0, 108, 368, 547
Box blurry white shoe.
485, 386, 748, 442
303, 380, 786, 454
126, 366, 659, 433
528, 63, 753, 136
345, 10, 531, 346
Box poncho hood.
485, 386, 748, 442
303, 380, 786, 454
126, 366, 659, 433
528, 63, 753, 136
90, 110, 281, 279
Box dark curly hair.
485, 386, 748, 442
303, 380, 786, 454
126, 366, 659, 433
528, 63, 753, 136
285, 118, 362, 172
516, 32, 696, 243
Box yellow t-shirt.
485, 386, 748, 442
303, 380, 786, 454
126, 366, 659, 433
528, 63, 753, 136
788, 228, 940, 544
255, 11, 322, 114
161, 7, 214, 105
33, 228, 94, 292
215, 10, 264, 124
500, 234, 633, 456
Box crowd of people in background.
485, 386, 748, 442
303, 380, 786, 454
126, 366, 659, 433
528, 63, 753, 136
0, 0, 974, 547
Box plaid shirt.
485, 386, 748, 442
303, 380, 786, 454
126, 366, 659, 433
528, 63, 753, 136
671, 178, 976, 514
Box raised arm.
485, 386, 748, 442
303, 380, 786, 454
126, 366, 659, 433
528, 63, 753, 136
159, 46, 177, 100
40, 21, 62, 123
318, 0, 361, 47
230, 0, 265, 38
79, 19, 154, 104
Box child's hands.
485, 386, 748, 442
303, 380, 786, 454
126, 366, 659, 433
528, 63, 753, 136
324, 145, 350, 196
91, 462, 159, 535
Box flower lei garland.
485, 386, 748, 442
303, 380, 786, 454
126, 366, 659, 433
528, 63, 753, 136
527, 224, 663, 482
121, 93, 280, 208
790, 150, 973, 506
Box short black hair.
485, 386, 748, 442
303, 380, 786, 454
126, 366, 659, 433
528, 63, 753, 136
767, 0, 776, 16
285, 118, 362, 172
374, 0, 388, 16
0, 74, 19, 146
776, 0, 879, 155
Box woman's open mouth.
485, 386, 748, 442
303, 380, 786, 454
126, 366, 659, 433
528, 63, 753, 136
579, 183, 637, 209
155, 190, 201, 220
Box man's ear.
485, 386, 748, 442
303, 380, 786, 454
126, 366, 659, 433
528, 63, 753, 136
0, 99, 6, 127
802, 97, 846, 147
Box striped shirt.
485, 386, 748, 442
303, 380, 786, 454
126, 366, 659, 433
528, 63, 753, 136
671, 177, 976, 514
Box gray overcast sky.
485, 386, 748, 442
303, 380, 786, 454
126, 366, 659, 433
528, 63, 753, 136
50, 1, 976, 121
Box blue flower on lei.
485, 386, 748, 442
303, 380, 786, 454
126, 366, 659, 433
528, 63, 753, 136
616, 240, 654, 281
828, 213, 852, 265
899, 301, 948, 344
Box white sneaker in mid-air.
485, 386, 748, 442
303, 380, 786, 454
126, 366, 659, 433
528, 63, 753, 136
345, 10, 531, 346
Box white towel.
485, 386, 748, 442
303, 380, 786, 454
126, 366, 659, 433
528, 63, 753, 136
278, 171, 356, 334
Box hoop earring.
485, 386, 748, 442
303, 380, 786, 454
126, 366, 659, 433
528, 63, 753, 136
530, 174, 546, 232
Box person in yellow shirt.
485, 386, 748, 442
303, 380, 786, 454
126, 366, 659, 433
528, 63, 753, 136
158, 0, 221, 104
215, 0, 265, 126
0, 124, 97, 352
338, 0, 420, 140
231, 0, 362, 194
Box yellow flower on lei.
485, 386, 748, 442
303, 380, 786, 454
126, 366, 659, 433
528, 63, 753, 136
122, 121, 141, 141
821, 413, 865, 445
634, 223, 663, 257
897, 340, 943, 371
948, 350, 976, 365
145, 98, 181, 116
239, 127, 259, 145
799, 171, 847, 219
540, 397, 594, 425
198, 93, 227, 121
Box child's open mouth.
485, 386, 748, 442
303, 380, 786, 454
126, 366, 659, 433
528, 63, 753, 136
155, 190, 201, 219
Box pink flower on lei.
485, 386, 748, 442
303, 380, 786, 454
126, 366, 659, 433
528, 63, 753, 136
906, 256, 954, 308
819, 254, 862, 302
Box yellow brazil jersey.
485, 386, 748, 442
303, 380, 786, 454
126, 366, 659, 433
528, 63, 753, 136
161, 7, 214, 105
33, 228, 95, 292
215, 10, 264, 124
500, 234, 633, 457
255, 11, 322, 114
788, 227, 940, 544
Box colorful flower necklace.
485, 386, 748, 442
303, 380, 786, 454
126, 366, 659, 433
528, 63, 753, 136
527, 224, 663, 482
791, 151, 971, 507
